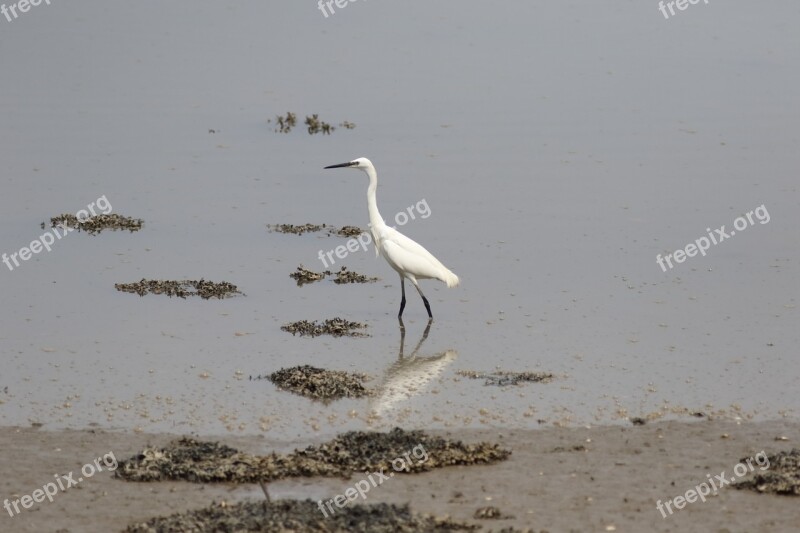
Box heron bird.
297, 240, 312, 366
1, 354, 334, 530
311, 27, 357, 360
324, 157, 459, 318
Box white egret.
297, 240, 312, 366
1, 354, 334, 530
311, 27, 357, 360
324, 157, 459, 318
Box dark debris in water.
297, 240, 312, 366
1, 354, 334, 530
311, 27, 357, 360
45, 213, 143, 234
733, 448, 800, 496
263, 365, 372, 401
473, 506, 513, 520
336, 224, 364, 237
333, 266, 378, 285
271, 111, 297, 133
268, 222, 326, 235
305, 113, 335, 135
457, 370, 554, 386
281, 317, 368, 337
116, 428, 511, 484
550, 444, 587, 453
290, 265, 330, 286
268, 112, 355, 135
289, 265, 377, 286
267, 223, 365, 237
115, 279, 241, 299
291, 427, 511, 475
124, 500, 475, 533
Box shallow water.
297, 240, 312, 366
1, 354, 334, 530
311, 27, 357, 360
1, 1, 798, 438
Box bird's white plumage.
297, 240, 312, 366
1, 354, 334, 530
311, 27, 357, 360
324, 156, 459, 317
374, 225, 459, 287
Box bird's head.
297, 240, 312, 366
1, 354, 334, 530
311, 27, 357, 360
324, 157, 373, 171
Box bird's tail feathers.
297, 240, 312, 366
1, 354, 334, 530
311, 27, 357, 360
442, 269, 460, 288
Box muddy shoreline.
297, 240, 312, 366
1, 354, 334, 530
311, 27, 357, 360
2, 419, 798, 532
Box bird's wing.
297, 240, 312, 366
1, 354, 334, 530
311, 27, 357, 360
369, 224, 382, 258
380, 226, 458, 286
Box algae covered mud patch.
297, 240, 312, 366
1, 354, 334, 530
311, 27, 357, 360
267, 223, 363, 237
290, 265, 378, 286
281, 317, 368, 337
124, 500, 476, 533
268, 112, 355, 135
117, 428, 510, 531
115, 279, 242, 299
45, 213, 143, 234
733, 448, 800, 496
115, 428, 511, 483
258, 365, 373, 402
456, 370, 554, 386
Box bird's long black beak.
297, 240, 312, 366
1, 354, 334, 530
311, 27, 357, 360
324, 161, 357, 169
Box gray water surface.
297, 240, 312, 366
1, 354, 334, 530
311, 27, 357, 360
1, 1, 798, 438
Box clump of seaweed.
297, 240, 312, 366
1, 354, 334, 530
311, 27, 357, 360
267, 223, 326, 235
267, 223, 365, 237
289, 265, 377, 286
290, 265, 331, 286
271, 112, 297, 133
333, 266, 378, 285
116, 428, 511, 484
456, 370, 554, 386
268, 113, 353, 136
125, 500, 475, 533
305, 114, 334, 135
733, 449, 800, 495
473, 506, 513, 520
264, 365, 372, 401
46, 213, 143, 235
281, 317, 368, 337
115, 279, 241, 299
335, 225, 364, 237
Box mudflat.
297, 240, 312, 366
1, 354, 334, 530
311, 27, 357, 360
1, 419, 798, 532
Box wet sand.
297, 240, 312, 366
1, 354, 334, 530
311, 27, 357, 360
2, 419, 798, 532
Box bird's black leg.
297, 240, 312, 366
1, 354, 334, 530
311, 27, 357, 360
414, 283, 433, 319
398, 277, 407, 318
421, 295, 432, 319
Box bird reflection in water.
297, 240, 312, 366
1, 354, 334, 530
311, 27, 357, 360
370, 318, 457, 416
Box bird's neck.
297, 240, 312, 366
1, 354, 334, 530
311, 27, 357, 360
366, 167, 386, 228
